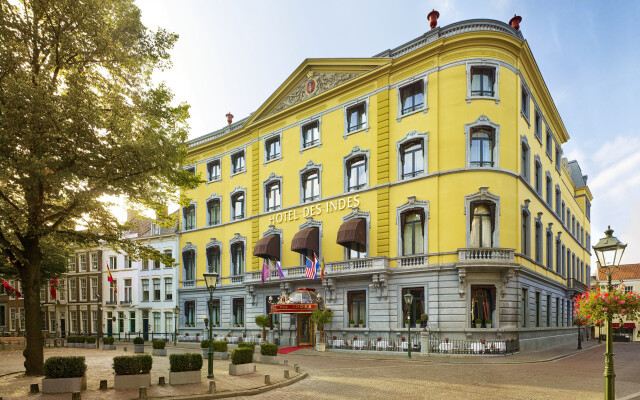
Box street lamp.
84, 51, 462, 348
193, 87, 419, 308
173, 306, 179, 347
403, 292, 414, 359
592, 226, 627, 400
203, 272, 219, 380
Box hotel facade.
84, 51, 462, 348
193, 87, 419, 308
178, 16, 592, 351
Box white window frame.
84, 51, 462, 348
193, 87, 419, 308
397, 130, 428, 181
299, 119, 321, 152
343, 146, 370, 193
263, 173, 283, 212
90, 253, 98, 270
343, 98, 369, 138
299, 160, 322, 204
230, 186, 247, 221
79, 254, 87, 271
464, 115, 500, 169
464, 187, 501, 248
182, 201, 197, 231
466, 62, 500, 104
264, 132, 282, 164
206, 158, 221, 183
205, 193, 222, 226
397, 75, 428, 121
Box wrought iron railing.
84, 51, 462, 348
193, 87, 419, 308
323, 333, 421, 352
427, 337, 518, 355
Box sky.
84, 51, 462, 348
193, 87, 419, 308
135, 0, 640, 263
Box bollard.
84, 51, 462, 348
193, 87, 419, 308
124, 346, 127, 352
139, 386, 147, 399
159, 376, 165, 385
254, 365, 257, 372
99, 380, 108, 390
30, 383, 39, 393
294, 365, 300, 373
72, 392, 81, 400
283, 360, 288, 365
284, 369, 290, 379
264, 374, 271, 385
209, 381, 216, 394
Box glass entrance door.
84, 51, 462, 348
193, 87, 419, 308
297, 314, 313, 346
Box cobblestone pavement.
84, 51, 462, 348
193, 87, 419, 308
234, 341, 640, 400
0, 345, 299, 399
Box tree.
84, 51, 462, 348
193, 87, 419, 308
255, 315, 271, 342
0, 0, 200, 375
310, 309, 333, 344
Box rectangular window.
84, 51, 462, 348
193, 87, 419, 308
0, 306, 6, 327
206, 247, 220, 274
624, 286, 634, 293
165, 312, 173, 333
546, 175, 552, 205
546, 294, 551, 327
164, 250, 173, 268
232, 193, 245, 220
90, 253, 98, 270
10, 308, 16, 331
521, 288, 528, 328
79, 254, 87, 271
183, 205, 195, 230
346, 156, 367, 192
207, 199, 221, 225
535, 113, 542, 139
185, 301, 195, 326
555, 146, 561, 171
185, 166, 195, 175
109, 255, 117, 270
471, 285, 496, 328
118, 311, 124, 333
546, 129, 553, 156
265, 136, 281, 161
231, 244, 245, 276
521, 87, 530, 120
347, 291, 366, 327
207, 160, 220, 181
546, 231, 553, 270
521, 143, 529, 180
556, 298, 560, 327
183, 251, 195, 281
401, 287, 425, 328
70, 311, 77, 333
535, 292, 540, 327
130, 311, 136, 332
124, 279, 132, 303
153, 312, 161, 333
91, 277, 98, 300
142, 258, 149, 270
153, 279, 161, 301
301, 121, 320, 149
535, 161, 542, 194
231, 150, 245, 174
232, 298, 245, 326
68, 256, 76, 272
401, 140, 424, 179
470, 66, 495, 97
70, 279, 77, 301
165, 278, 173, 300
81, 311, 88, 333
154, 259, 160, 269
50, 311, 56, 331
399, 81, 424, 114
142, 280, 149, 301
346, 102, 366, 133
535, 222, 542, 263
302, 170, 320, 203
109, 279, 117, 303
211, 299, 221, 326
266, 182, 281, 211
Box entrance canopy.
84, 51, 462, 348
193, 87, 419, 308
269, 288, 324, 314
336, 218, 366, 248
291, 227, 319, 258
253, 234, 280, 260
612, 322, 636, 329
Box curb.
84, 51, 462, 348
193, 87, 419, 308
153, 371, 309, 399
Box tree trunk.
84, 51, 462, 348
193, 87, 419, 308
21, 241, 44, 376
262, 327, 266, 342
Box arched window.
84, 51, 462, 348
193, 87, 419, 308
183, 204, 195, 230
206, 246, 220, 274
470, 203, 494, 247
346, 156, 367, 192
301, 170, 320, 202
231, 243, 244, 276
266, 181, 281, 211
400, 140, 424, 179
469, 127, 495, 167
402, 211, 424, 255
521, 209, 530, 256
535, 220, 543, 263
231, 192, 245, 220
207, 198, 220, 226
182, 250, 195, 281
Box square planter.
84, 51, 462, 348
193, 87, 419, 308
74, 343, 84, 348
42, 376, 87, 394
102, 344, 116, 350
114, 373, 151, 390
134, 344, 145, 353
85, 344, 97, 349
229, 363, 255, 376
202, 349, 209, 359
152, 349, 167, 356
67, 343, 74, 348
260, 354, 279, 365
213, 351, 229, 360
169, 370, 201, 385
316, 343, 326, 352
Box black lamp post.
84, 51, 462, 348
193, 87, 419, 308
404, 292, 414, 359
173, 305, 179, 347
592, 226, 627, 400
203, 272, 219, 380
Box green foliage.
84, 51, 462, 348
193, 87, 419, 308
133, 337, 144, 345
311, 309, 333, 342
230, 348, 253, 365
85, 337, 97, 344
112, 355, 153, 376
260, 343, 278, 356
212, 341, 227, 352
200, 339, 209, 349
255, 315, 271, 329
169, 353, 202, 372
76, 337, 86, 344
238, 342, 256, 352
103, 336, 115, 345
152, 339, 165, 349
44, 356, 87, 379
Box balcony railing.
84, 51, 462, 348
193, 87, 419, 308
230, 275, 245, 284
245, 266, 306, 284
397, 255, 428, 267
325, 257, 389, 276
120, 300, 132, 305
180, 280, 196, 288
458, 248, 515, 263
105, 301, 117, 306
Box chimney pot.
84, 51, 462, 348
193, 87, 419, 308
509, 14, 522, 30
427, 9, 440, 29
226, 112, 234, 125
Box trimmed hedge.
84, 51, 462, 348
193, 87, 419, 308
169, 353, 203, 372
67, 336, 87, 344
133, 337, 144, 345
238, 342, 256, 352
152, 339, 165, 349
212, 341, 227, 352
85, 337, 97, 344
103, 336, 115, 345
260, 343, 278, 356
230, 348, 253, 365
200, 339, 210, 349
44, 356, 87, 379
113, 355, 153, 376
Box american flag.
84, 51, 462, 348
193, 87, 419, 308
304, 253, 319, 280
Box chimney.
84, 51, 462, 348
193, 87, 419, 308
226, 112, 234, 125
427, 9, 439, 29
126, 209, 136, 222
509, 14, 522, 30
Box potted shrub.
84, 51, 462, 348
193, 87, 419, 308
485, 319, 492, 328
200, 339, 210, 359
239, 342, 258, 362
152, 339, 167, 356
349, 319, 355, 328
229, 347, 255, 376
401, 336, 406, 342
113, 355, 152, 390
75, 336, 86, 348
169, 353, 202, 385
260, 343, 279, 364
133, 337, 145, 353
474, 318, 482, 328
204, 318, 209, 328
377, 336, 382, 341
421, 313, 429, 329
358, 319, 364, 328
42, 356, 87, 394
103, 336, 116, 350
310, 309, 333, 352
85, 336, 97, 349
415, 318, 422, 328
213, 340, 229, 360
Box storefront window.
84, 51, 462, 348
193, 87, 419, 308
401, 287, 424, 327
471, 285, 496, 328
233, 298, 244, 326
348, 291, 366, 327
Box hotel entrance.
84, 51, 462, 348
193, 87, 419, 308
298, 313, 313, 346
269, 288, 324, 347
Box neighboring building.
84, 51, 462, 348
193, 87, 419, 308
40, 270, 69, 337
592, 263, 640, 342
0, 280, 8, 334
179, 14, 591, 351
64, 249, 103, 336
5, 279, 25, 335
102, 243, 138, 338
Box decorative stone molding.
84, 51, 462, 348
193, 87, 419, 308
262, 225, 283, 238
371, 274, 388, 300
396, 196, 430, 258
464, 115, 500, 169
396, 130, 429, 180
279, 282, 291, 296
343, 146, 370, 193
464, 187, 501, 247
458, 268, 467, 297
322, 278, 336, 303
205, 238, 222, 252
246, 285, 257, 306
500, 270, 515, 299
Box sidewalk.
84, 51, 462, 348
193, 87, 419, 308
0, 345, 304, 399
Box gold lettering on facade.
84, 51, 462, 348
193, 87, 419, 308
270, 195, 360, 225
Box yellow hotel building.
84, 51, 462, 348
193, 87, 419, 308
178, 16, 592, 352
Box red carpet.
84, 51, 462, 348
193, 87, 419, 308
277, 346, 312, 354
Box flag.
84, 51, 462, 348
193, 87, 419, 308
261, 262, 269, 284
313, 253, 320, 279
321, 257, 325, 281
50, 278, 58, 300
2, 279, 21, 299
106, 264, 117, 293
276, 260, 285, 279
304, 256, 317, 280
